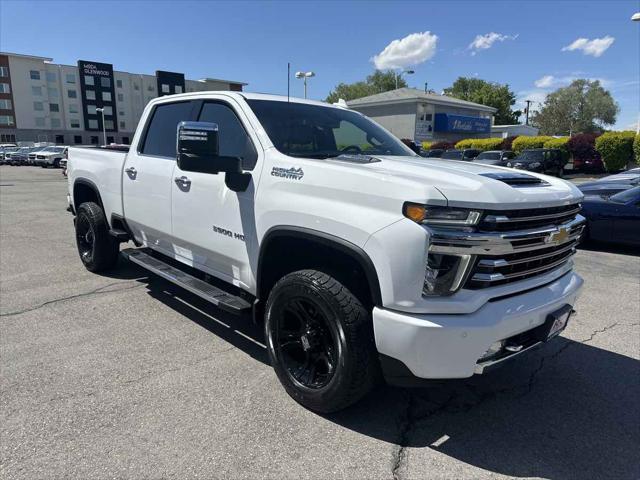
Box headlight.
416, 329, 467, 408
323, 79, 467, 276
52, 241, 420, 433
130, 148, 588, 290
529, 162, 541, 169
404, 203, 482, 226
423, 253, 472, 296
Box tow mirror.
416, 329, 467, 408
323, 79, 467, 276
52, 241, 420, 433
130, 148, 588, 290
176, 121, 241, 175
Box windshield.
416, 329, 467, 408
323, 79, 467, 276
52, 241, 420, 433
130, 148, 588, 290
515, 150, 543, 162
476, 152, 501, 160
610, 186, 640, 204
441, 150, 463, 159
246, 100, 414, 159
42, 147, 64, 153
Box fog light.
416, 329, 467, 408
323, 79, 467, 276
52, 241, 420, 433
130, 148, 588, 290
479, 340, 505, 361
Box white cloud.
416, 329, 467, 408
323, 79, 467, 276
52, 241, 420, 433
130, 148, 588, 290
533, 74, 611, 89
562, 36, 615, 57
468, 32, 518, 55
372, 32, 438, 70
534, 75, 555, 88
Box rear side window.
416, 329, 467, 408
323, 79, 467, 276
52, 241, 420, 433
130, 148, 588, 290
141, 101, 193, 157
198, 102, 258, 170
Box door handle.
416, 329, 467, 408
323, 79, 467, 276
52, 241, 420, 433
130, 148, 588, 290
125, 167, 137, 176
174, 176, 191, 187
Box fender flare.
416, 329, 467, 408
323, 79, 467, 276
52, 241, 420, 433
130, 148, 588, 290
257, 225, 382, 306
73, 178, 104, 211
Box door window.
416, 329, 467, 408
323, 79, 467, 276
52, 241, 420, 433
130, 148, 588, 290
198, 102, 258, 170
141, 101, 194, 158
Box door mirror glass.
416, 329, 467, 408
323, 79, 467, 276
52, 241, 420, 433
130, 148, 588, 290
177, 121, 241, 174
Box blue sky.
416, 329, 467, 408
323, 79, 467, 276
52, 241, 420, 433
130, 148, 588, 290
1, 0, 638, 129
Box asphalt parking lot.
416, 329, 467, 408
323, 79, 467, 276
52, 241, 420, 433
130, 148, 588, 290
1, 166, 638, 480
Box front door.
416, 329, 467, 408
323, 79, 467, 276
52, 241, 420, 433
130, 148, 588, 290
123, 100, 196, 253
170, 99, 261, 290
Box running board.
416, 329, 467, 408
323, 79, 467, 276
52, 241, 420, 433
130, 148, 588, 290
121, 248, 252, 313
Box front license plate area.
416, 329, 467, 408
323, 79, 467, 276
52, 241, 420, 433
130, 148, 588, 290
544, 305, 573, 340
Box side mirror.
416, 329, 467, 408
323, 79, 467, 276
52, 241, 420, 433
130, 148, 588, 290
176, 121, 241, 174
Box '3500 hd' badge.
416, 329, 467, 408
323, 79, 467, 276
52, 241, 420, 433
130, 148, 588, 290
271, 166, 304, 180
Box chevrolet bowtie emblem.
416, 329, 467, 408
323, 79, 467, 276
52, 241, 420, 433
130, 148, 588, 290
548, 227, 569, 244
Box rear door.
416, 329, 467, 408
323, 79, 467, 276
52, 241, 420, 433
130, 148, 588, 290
123, 100, 196, 253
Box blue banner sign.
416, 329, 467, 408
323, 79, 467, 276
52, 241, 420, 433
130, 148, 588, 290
434, 113, 491, 133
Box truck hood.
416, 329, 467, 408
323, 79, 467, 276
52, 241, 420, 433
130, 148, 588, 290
333, 155, 583, 210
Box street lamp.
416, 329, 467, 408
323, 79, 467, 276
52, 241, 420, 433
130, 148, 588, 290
95, 107, 107, 145
295, 71, 315, 99
396, 69, 414, 89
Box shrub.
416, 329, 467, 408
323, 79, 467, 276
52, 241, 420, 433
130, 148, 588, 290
634, 134, 640, 165
421, 141, 433, 150
567, 133, 600, 163
595, 131, 636, 171
511, 136, 554, 154
430, 141, 456, 150
543, 137, 570, 161
454, 138, 504, 151
499, 135, 518, 151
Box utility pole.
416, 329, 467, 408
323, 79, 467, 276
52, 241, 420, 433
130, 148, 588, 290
524, 100, 532, 126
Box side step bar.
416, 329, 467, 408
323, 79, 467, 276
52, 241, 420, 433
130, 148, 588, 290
121, 248, 252, 314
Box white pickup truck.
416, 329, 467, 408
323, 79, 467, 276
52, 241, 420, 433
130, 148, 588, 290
67, 92, 585, 412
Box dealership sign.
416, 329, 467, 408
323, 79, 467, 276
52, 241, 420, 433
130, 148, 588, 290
434, 113, 491, 133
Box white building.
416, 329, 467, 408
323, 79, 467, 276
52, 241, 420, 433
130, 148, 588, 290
0, 52, 246, 145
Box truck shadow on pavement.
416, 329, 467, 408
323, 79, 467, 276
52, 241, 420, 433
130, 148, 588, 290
132, 275, 639, 479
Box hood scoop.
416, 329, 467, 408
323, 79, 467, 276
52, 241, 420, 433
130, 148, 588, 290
332, 153, 381, 164
480, 171, 548, 187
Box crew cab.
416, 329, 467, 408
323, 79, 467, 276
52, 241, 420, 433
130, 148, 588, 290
67, 92, 585, 412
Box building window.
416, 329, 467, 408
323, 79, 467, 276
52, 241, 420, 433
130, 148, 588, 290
74, 135, 82, 144
46, 72, 57, 82
90, 136, 99, 145
48, 88, 59, 98
107, 136, 115, 143
68, 89, 77, 98
175, 85, 183, 93
84, 75, 94, 86
133, 83, 139, 91
0, 66, 8, 77
102, 91, 112, 102
66, 74, 76, 84
102, 106, 113, 116
117, 93, 124, 102
35, 117, 45, 127
100, 77, 111, 88
30, 70, 40, 80
105, 120, 115, 130
51, 118, 61, 128
69, 104, 78, 113
0, 83, 10, 94
55, 135, 65, 144
116, 79, 123, 88
122, 136, 130, 144
119, 121, 126, 129
118, 111, 125, 116
33, 101, 44, 111
1, 133, 17, 142
0, 115, 15, 126
31, 86, 42, 96
87, 105, 97, 115
70, 119, 80, 128
86, 90, 96, 100
0, 99, 12, 109
88, 119, 98, 129
49, 103, 59, 112
161, 84, 170, 94
147, 85, 154, 92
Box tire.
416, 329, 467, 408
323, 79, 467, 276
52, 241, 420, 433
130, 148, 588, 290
53, 159, 60, 168
264, 269, 377, 413
75, 202, 119, 272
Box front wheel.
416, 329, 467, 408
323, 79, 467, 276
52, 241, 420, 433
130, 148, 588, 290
265, 270, 378, 413
75, 202, 119, 272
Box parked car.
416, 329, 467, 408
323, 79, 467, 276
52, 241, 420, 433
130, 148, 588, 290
66, 91, 585, 413
421, 148, 445, 158
27, 146, 49, 165
507, 149, 565, 177
580, 186, 640, 246
7, 147, 31, 165
566, 155, 604, 173
440, 149, 481, 161
36, 146, 68, 168
578, 171, 640, 197
473, 150, 515, 166
0, 147, 18, 165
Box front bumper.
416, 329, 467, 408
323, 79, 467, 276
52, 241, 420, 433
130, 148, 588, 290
373, 270, 583, 381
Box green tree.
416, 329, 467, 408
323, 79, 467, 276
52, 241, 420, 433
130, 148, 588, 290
325, 71, 407, 103
443, 77, 519, 125
531, 79, 619, 135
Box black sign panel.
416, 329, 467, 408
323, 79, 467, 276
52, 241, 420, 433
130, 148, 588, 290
78, 60, 117, 132
156, 70, 186, 97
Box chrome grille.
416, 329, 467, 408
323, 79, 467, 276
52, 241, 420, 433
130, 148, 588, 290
480, 204, 581, 232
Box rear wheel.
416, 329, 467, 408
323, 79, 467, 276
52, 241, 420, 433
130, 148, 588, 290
265, 269, 378, 413
75, 202, 119, 272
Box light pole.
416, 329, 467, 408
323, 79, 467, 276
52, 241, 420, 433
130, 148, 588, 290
295, 71, 315, 99
633, 13, 640, 132
396, 69, 414, 89
95, 107, 107, 145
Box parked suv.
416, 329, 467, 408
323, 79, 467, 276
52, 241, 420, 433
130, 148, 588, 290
421, 148, 445, 158
440, 149, 481, 161
36, 146, 68, 168
507, 149, 566, 177
473, 150, 515, 166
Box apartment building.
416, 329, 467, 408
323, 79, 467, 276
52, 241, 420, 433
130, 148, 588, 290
0, 52, 247, 145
